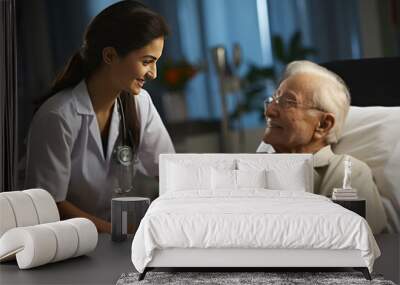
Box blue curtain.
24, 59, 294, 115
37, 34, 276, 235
267, 0, 362, 63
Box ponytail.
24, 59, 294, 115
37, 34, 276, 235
34, 50, 88, 111
49, 51, 87, 96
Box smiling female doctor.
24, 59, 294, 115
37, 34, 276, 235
25, 1, 175, 233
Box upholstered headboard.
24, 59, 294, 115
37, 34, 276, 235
159, 153, 314, 195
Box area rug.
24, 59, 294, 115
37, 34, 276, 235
116, 271, 396, 285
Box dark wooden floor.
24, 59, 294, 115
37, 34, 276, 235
374, 233, 400, 284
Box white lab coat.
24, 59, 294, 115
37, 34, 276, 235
25, 80, 175, 220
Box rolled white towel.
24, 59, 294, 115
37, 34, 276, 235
42, 221, 79, 262
23, 189, 59, 224
0, 196, 17, 237
0, 189, 60, 238
0, 225, 57, 268
65, 218, 98, 257
0, 218, 98, 269
0, 191, 39, 228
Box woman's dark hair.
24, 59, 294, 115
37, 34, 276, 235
47, 0, 169, 150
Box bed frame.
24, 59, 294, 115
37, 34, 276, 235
139, 248, 371, 280
138, 154, 372, 281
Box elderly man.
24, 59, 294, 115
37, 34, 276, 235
258, 60, 387, 234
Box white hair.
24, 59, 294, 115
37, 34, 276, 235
283, 60, 351, 144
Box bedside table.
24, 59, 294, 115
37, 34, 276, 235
332, 198, 366, 218
111, 197, 150, 242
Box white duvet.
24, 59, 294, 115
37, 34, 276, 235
131, 190, 380, 273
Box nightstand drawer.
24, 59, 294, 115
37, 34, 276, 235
332, 199, 366, 218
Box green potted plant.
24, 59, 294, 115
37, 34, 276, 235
232, 31, 317, 124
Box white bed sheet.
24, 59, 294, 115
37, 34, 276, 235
131, 190, 380, 273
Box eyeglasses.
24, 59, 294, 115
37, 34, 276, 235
264, 92, 323, 112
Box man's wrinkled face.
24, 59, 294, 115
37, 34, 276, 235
263, 73, 322, 153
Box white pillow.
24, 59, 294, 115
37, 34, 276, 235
167, 162, 211, 191
160, 155, 237, 195
237, 158, 309, 192
164, 158, 236, 193
211, 169, 268, 190
211, 168, 236, 190
236, 169, 268, 189
266, 169, 306, 191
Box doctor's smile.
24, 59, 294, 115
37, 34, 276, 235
136, 78, 145, 88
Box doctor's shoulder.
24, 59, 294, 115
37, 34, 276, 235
134, 88, 159, 117
31, 87, 82, 137
135, 88, 153, 109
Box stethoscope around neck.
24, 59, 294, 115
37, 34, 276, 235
115, 97, 134, 166
112, 97, 135, 194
